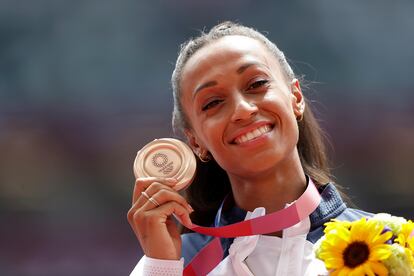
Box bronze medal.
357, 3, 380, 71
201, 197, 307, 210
133, 138, 196, 191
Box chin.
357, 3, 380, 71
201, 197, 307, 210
227, 153, 282, 177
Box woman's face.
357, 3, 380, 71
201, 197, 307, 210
180, 35, 303, 177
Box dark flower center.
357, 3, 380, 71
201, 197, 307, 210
343, 241, 370, 268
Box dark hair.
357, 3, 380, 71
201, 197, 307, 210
171, 21, 333, 226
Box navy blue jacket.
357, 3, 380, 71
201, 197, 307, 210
181, 183, 372, 266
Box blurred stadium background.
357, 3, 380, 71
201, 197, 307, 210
1, 1, 413, 275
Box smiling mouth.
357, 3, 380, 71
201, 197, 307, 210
232, 124, 274, 144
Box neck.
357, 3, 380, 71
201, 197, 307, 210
227, 150, 307, 214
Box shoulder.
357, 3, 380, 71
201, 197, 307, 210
307, 206, 373, 243
307, 182, 374, 243
336, 207, 373, 221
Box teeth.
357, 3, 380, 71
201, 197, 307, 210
234, 125, 272, 144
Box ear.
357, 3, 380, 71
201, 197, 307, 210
290, 79, 305, 118
184, 129, 205, 156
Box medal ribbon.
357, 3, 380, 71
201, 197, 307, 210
183, 179, 321, 275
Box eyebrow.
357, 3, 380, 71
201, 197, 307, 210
193, 62, 263, 97
236, 62, 259, 74
195, 80, 217, 94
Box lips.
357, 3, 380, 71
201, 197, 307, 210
230, 123, 274, 145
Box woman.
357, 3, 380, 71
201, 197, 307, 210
127, 21, 371, 275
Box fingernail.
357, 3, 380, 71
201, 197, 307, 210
185, 217, 193, 228
187, 204, 194, 213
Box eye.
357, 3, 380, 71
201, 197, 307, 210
202, 99, 223, 111
248, 79, 269, 90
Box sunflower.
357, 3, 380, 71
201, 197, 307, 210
318, 218, 393, 276
395, 220, 414, 250
395, 220, 414, 266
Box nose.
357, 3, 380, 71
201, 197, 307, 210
231, 95, 258, 122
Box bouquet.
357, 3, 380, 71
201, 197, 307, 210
314, 213, 414, 275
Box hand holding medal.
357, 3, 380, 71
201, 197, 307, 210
127, 138, 196, 260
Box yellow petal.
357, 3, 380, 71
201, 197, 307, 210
349, 265, 364, 276
351, 219, 369, 241
370, 261, 389, 276
324, 220, 349, 234
407, 236, 414, 251
319, 249, 342, 260
362, 263, 376, 276
326, 227, 349, 240
324, 257, 343, 269
372, 231, 392, 246
367, 223, 383, 243
325, 236, 349, 251
395, 233, 406, 246
337, 266, 351, 276
370, 244, 392, 260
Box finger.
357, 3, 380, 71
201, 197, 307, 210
146, 201, 193, 229
134, 181, 177, 209
132, 177, 177, 203
141, 189, 193, 213
128, 189, 166, 223
128, 185, 190, 226
128, 200, 192, 233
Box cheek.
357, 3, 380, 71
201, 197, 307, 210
205, 120, 226, 147
262, 91, 294, 118
194, 117, 226, 150
263, 92, 299, 140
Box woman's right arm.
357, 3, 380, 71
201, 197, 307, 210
127, 177, 193, 272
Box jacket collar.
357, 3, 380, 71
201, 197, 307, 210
309, 183, 347, 230
215, 183, 346, 230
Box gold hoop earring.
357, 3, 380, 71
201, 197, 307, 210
198, 152, 211, 163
